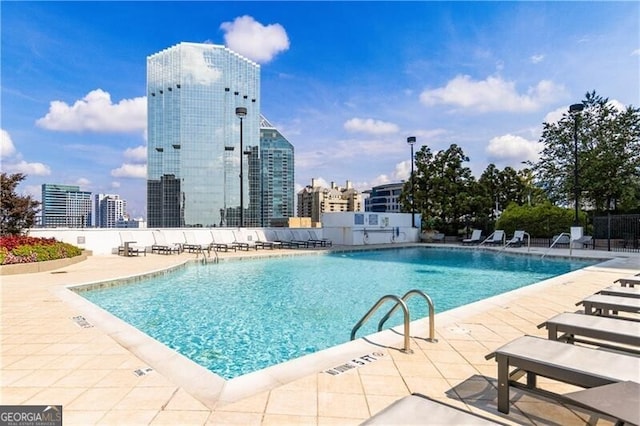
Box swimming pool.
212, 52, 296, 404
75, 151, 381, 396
79, 247, 595, 379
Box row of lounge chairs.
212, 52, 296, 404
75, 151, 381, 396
462, 229, 594, 249
117, 229, 333, 256
486, 274, 640, 423
363, 273, 640, 425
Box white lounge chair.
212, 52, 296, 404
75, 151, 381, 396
231, 230, 257, 250
598, 285, 640, 299
118, 231, 146, 256
151, 230, 182, 254
538, 312, 640, 354
182, 231, 208, 254
504, 230, 526, 248
576, 294, 640, 318
481, 230, 505, 246
361, 393, 503, 425
462, 229, 482, 245
615, 274, 640, 288
486, 335, 640, 414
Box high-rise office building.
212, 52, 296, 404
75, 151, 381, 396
260, 116, 295, 227
297, 179, 363, 224
95, 194, 127, 228
146, 42, 260, 227
364, 182, 404, 213
41, 184, 92, 227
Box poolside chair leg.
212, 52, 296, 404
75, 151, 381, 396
496, 353, 510, 414
526, 371, 537, 388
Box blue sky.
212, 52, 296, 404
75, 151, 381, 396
2, 1, 639, 219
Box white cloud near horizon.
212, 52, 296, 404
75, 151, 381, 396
420, 75, 566, 112
110, 163, 147, 179
220, 15, 290, 64
486, 134, 541, 164
344, 118, 399, 135
1, 129, 51, 175
36, 89, 147, 133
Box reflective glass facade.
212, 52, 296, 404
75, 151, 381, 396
41, 184, 92, 227
147, 43, 260, 227
260, 117, 295, 226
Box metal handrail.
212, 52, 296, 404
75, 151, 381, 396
502, 231, 531, 252
541, 232, 572, 259
351, 295, 413, 353
378, 289, 437, 342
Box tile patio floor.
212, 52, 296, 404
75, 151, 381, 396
1, 244, 639, 425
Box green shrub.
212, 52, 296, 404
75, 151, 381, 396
496, 202, 588, 238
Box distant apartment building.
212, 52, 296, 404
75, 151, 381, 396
364, 182, 404, 213
260, 115, 295, 227
147, 42, 260, 227
41, 184, 92, 227
297, 179, 363, 224
94, 194, 127, 228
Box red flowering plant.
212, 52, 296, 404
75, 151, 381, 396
0, 235, 82, 265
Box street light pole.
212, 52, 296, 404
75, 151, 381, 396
407, 136, 416, 228
235, 107, 247, 227
569, 103, 584, 226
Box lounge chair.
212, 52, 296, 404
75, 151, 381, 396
562, 381, 640, 426
481, 230, 505, 246
462, 229, 482, 245
117, 231, 146, 256
308, 230, 332, 247
573, 235, 593, 249
254, 230, 281, 249
291, 230, 312, 248
485, 335, 640, 414
182, 231, 208, 254
615, 274, 640, 288
538, 312, 640, 354
151, 230, 182, 254
576, 294, 640, 318
598, 285, 640, 299
231, 230, 257, 250
504, 230, 526, 248
361, 393, 504, 425
208, 231, 236, 252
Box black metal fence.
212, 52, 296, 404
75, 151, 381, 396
592, 214, 640, 253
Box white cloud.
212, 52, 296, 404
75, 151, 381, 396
631, 49, 640, 56
2, 160, 51, 176
1, 129, 16, 158
178, 44, 223, 85
544, 106, 568, 124
111, 181, 121, 189
75, 177, 91, 187
124, 145, 147, 162
530, 54, 545, 64
344, 118, 399, 135
220, 15, 290, 64
420, 75, 566, 112
110, 163, 147, 179
486, 134, 542, 164
36, 89, 147, 133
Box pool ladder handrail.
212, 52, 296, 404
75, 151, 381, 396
351, 295, 413, 353
350, 290, 437, 354
541, 232, 573, 259
378, 289, 437, 343
197, 247, 219, 263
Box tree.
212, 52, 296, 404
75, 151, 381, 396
0, 173, 41, 235
400, 144, 475, 233
533, 91, 640, 213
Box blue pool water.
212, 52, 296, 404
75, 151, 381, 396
79, 247, 595, 379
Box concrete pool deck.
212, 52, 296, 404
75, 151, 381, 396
1, 244, 639, 425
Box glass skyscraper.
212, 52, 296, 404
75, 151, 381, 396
147, 42, 260, 227
41, 184, 92, 228
260, 116, 295, 226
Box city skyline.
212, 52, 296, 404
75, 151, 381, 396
2, 1, 638, 219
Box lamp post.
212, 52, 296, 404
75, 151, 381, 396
235, 106, 247, 227
407, 136, 416, 228
569, 103, 584, 225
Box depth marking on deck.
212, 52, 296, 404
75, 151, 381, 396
323, 352, 385, 376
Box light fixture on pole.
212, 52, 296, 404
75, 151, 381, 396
235, 106, 247, 227
569, 103, 584, 225
407, 136, 417, 228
